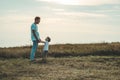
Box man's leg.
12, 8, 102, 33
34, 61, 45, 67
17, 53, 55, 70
30, 41, 38, 61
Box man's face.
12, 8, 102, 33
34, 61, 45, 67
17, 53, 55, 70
35, 19, 40, 24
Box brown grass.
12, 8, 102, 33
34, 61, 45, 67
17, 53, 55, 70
0, 42, 120, 58
0, 43, 120, 80
0, 56, 120, 80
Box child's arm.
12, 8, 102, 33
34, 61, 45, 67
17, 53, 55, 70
39, 39, 45, 43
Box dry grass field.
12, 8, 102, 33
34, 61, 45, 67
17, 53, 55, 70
0, 43, 120, 80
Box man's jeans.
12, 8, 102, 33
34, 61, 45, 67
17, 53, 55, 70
30, 41, 38, 60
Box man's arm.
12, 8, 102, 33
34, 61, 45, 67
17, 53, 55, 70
32, 30, 45, 43
32, 30, 39, 42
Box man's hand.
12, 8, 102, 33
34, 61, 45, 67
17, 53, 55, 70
40, 40, 45, 43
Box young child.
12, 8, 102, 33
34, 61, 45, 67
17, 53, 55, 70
42, 36, 51, 62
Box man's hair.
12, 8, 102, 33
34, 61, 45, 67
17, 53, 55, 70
47, 37, 51, 42
35, 16, 40, 21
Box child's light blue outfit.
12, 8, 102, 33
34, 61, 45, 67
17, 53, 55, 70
30, 23, 40, 61
43, 41, 49, 51
42, 41, 49, 57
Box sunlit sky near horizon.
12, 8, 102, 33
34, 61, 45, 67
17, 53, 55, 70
0, 0, 120, 47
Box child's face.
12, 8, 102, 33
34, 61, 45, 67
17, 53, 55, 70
45, 37, 48, 41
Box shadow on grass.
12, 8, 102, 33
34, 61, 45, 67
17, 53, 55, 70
0, 50, 120, 59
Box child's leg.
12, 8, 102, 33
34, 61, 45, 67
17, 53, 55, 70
42, 51, 48, 62
45, 52, 48, 60
42, 51, 45, 61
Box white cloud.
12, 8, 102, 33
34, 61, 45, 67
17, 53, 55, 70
55, 12, 107, 18
0, 14, 33, 23
36, 0, 120, 5
42, 17, 63, 24
52, 8, 64, 12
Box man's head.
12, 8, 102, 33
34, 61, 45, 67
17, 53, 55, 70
45, 36, 51, 42
34, 16, 40, 24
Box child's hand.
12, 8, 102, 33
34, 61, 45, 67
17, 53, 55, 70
40, 40, 45, 43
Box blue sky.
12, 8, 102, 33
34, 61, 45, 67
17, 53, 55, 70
0, 0, 120, 47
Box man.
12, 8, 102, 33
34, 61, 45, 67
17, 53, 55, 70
30, 16, 45, 61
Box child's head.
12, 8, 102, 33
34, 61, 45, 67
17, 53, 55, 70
45, 37, 51, 42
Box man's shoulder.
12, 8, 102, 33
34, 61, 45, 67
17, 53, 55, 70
31, 23, 36, 27
31, 23, 37, 29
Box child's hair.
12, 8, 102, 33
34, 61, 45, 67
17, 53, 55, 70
46, 37, 51, 42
